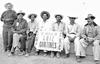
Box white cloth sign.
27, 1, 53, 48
35, 31, 64, 52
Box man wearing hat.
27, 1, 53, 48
51, 14, 66, 58
25, 14, 38, 56
79, 14, 100, 63
64, 16, 81, 59
0, 3, 17, 52
35, 11, 51, 56
9, 11, 28, 56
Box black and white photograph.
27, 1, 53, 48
0, 0, 100, 64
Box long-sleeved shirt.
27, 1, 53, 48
52, 22, 66, 34
13, 18, 28, 35
27, 20, 38, 34
81, 24, 100, 40
1, 10, 17, 25
37, 21, 51, 32
66, 23, 81, 37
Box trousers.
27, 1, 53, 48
79, 39, 100, 60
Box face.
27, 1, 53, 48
5, 4, 13, 10
17, 14, 23, 19
69, 18, 75, 24
30, 15, 36, 21
42, 14, 48, 20
87, 18, 93, 25
56, 16, 62, 21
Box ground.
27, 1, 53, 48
0, 37, 100, 64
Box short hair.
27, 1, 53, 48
41, 11, 50, 19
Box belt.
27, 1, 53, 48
69, 33, 76, 34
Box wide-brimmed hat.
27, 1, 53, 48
41, 11, 50, 19
28, 14, 37, 19
68, 16, 78, 19
55, 14, 63, 20
17, 11, 25, 16
5, 3, 13, 8
85, 14, 95, 20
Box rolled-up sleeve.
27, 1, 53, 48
19, 20, 28, 33
80, 27, 87, 38
76, 25, 81, 37
94, 26, 100, 40
0, 11, 6, 21
12, 11, 17, 20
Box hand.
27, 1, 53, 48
13, 31, 20, 33
68, 36, 75, 41
82, 35, 86, 39
87, 37, 94, 42
5, 18, 11, 21
13, 31, 17, 33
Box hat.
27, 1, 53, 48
55, 14, 63, 19
41, 11, 50, 19
68, 16, 78, 19
5, 3, 13, 7
28, 14, 37, 19
85, 14, 95, 20
17, 11, 25, 16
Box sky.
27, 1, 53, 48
0, 0, 100, 36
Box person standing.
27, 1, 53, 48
79, 14, 100, 63
25, 14, 38, 56
0, 3, 17, 52
51, 14, 66, 58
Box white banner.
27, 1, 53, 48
34, 31, 64, 52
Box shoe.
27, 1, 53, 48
3, 49, 7, 52
18, 51, 25, 55
94, 60, 99, 64
50, 52, 54, 58
8, 52, 14, 56
66, 53, 70, 58
7, 50, 10, 53
25, 53, 29, 57
44, 53, 47, 56
35, 52, 39, 56
56, 52, 60, 58
80, 56, 86, 58
76, 56, 81, 63
2, 50, 7, 53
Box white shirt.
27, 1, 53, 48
28, 20, 38, 33
37, 20, 51, 32
66, 23, 81, 37
52, 22, 66, 34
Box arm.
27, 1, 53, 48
26, 22, 30, 34
34, 22, 39, 34
0, 11, 6, 21
12, 11, 17, 20
66, 25, 70, 37
52, 23, 55, 31
80, 26, 87, 39
62, 23, 66, 38
18, 21, 28, 33
94, 26, 100, 40
76, 25, 81, 37
11, 20, 17, 32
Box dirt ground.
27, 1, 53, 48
0, 37, 100, 64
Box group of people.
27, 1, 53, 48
1, 2, 100, 63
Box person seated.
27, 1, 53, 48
35, 11, 51, 56
51, 14, 66, 58
78, 14, 100, 63
25, 13, 38, 56
8, 11, 28, 56
64, 16, 81, 61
